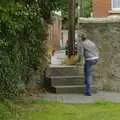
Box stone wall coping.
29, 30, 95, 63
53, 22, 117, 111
79, 17, 120, 23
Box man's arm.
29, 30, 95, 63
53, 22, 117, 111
77, 41, 84, 62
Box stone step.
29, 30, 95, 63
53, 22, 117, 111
51, 85, 97, 93
51, 76, 84, 86
48, 65, 83, 76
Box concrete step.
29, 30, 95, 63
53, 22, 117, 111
51, 76, 84, 86
48, 65, 83, 76
51, 85, 97, 93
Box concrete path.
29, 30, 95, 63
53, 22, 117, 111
39, 91, 120, 103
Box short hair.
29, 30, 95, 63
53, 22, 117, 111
81, 32, 87, 39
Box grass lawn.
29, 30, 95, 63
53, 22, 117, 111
1, 99, 120, 120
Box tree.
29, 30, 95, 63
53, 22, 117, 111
54, 0, 92, 28
68, 0, 75, 57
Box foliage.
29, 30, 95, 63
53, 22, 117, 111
0, 0, 57, 99
1, 100, 120, 120
84, 0, 92, 17
53, 0, 92, 28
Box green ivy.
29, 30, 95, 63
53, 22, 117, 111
0, 0, 57, 99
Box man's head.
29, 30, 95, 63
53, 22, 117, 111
81, 33, 87, 41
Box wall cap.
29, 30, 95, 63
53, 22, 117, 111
79, 17, 120, 23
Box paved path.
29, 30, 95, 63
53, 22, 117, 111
38, 91, 120, 103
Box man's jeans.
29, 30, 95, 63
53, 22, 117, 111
84, 59, 98, 95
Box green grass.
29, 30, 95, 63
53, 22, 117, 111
1, 99, 120, 120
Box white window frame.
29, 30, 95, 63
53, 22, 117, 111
112, 0, 120, 10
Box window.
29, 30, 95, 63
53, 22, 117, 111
112, 0, 120, 10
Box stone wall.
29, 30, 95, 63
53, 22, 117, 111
79, 17, 120, 92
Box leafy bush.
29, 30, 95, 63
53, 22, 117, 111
0, 0, 57, 99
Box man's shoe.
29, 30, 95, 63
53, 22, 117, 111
84, 93, 91, 96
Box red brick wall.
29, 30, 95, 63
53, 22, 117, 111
92, 0, 111, 17
48, 16, 61, 50
52, 20, 61, 50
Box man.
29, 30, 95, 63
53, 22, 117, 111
77, 33, 99, 96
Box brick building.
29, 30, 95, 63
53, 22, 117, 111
92, 0, 120, 17
48, 13, 61, 50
